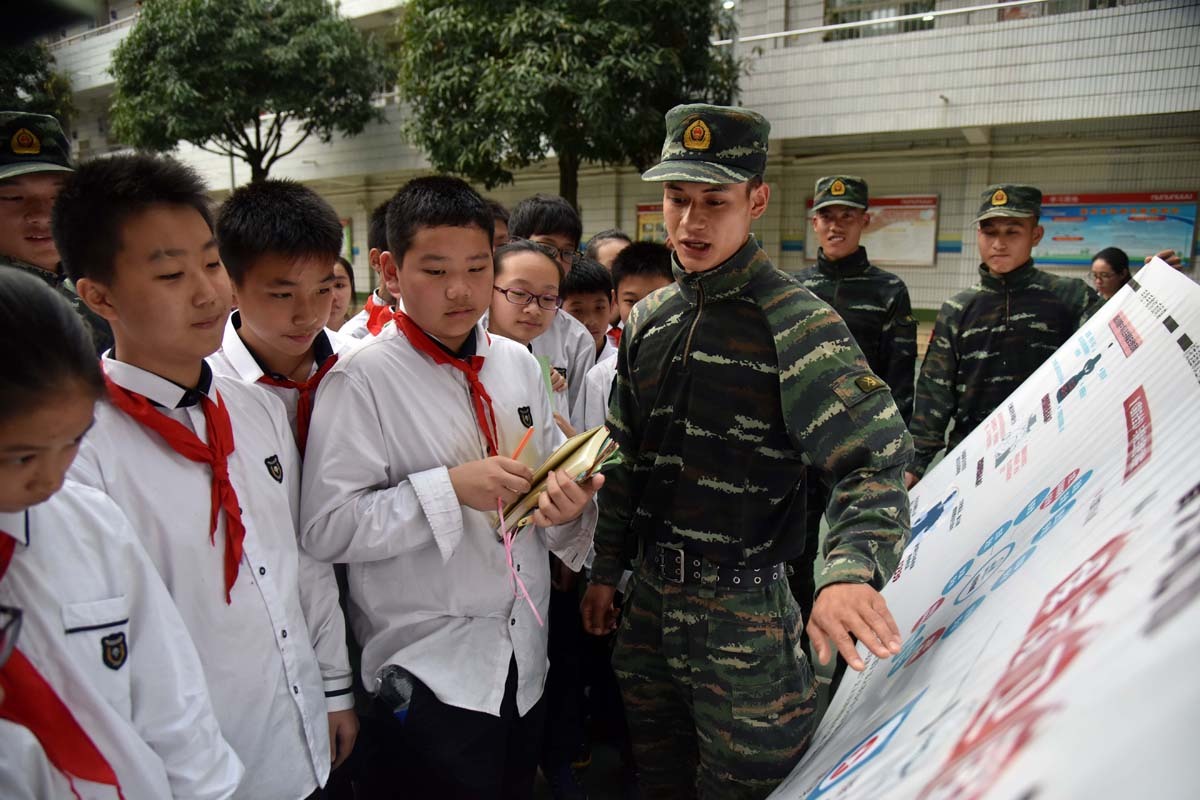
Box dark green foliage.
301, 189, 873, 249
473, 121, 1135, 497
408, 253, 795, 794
0, 43, 75, 129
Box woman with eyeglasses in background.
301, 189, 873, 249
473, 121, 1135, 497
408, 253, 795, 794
0, 270, 241, 799
1091, 246, 1132, 301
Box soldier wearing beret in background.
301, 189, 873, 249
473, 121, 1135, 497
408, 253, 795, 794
905, 184, 1101, 488
582, 103, 913, 799
0, 111, 112, 355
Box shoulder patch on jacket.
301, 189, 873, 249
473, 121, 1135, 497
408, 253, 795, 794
833, 370, 889, 409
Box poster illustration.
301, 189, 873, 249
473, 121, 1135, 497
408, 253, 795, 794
771, 259, 1200, 800
1035, 192, 1196, 268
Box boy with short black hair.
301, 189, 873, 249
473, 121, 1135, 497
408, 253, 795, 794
342, 200, 395, 340
560, 256, 616, 365
573, 241, 673, 430
906, 185, 1101, 487
209, 178, 355, 456
300, 176, 602, 798
486, 197, 511, 250
56, 152, 355, 800
508, 194, 595, 414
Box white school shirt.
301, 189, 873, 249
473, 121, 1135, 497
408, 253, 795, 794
208, 310, 353, 441
573, 351, 618, 432
339, 290, 390, 340
0, 481, 244, 800
68, 357, 352, 800
531, 310, 595, 416
596, 335, 617, 366
300, 320, 597, 717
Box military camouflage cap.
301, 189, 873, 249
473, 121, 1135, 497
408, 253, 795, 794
975, 184, 1041, 223
0, 112, 73, 181
813, 175, 868, 212
641, 104, 769, 185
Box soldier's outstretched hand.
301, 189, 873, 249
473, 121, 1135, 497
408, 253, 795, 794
581, 582, 619, 635
807, 582, 903, 672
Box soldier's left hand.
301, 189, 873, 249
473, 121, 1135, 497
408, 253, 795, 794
808, 582, 902, 672
532, 469, 604, 528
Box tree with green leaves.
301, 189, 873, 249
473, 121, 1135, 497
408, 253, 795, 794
0, 42, 75, 129
396, 0, 739, 210
111, 0, 395, 183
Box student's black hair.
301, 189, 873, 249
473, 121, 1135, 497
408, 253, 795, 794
485, 198, 509, 225
0, 270, 104, 419
386, 176, 493, 267
335, 256, 356, 298
368, 201, 389, 252
508, 193, 582, 246
53, 153, 213, 286
559, 257, 612, 300
215, 179, 342, 285
1093, 246, 1131, 277
494, 239, 563, 281
584, 229, 632, 261
611, 241, 674, 292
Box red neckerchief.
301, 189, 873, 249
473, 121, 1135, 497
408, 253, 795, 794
365, 294, 391, 337
104, 375, 246, 603
607, 325, 622, 346
0, 535, 126, 798
257, 354, 339, 456
391, 310, 499, 457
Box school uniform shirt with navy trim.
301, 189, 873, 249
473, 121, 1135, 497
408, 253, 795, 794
300, 320, 597, 718
208, 310, 353, 440
529, 310, 594, 417
68, 357, 353, 800
0, 481, 244, 799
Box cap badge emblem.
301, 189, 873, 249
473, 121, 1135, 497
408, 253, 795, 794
991, 189, 1008, 206
831, 179, 846, 196
11, 128, 41, 155
683, 119, 711, 151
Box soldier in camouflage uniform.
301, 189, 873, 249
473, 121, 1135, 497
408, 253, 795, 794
0, 111, 112, 354
581, 104, 913, 799
792, 176, 917, 629
905, 185, 1101, 486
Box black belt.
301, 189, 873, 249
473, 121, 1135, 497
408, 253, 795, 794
644, 542, 787, 591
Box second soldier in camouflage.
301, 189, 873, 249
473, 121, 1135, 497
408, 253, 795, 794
582, 104, 913, 799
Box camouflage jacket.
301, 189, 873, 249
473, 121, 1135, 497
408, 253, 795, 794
795, 247, 917, 424
909, 261, 1100, 476
1, 255, 113, 356
592, 236, 912, 592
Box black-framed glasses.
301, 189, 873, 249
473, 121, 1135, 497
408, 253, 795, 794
0, 605, 22, 668
517, 237, 579, 265
493, 285, 563, 310
1091, 271, 1117, 283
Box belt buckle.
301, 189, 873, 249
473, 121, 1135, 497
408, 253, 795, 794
657, 544, 685, 584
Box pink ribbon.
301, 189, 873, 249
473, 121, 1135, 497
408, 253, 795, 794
498, 499, 544, 627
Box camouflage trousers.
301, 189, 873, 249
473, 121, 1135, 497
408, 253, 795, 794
612, 562, 818, 800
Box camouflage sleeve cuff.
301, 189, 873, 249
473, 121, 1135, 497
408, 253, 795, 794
589, 554, 626, 587
816, 552, 884, 593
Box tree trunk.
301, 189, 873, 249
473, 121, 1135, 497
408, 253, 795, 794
557, 149, 580, 212
248, 155, 269, 183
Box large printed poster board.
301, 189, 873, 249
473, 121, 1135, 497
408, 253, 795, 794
1035, 192, 1197, 268
805, 196, 938, 267
772, 259, 1200, 800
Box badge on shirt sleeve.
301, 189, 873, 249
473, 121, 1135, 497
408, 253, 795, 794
264, 454, 283, 483
101, 632, 127, 670
518, 406, 533, 428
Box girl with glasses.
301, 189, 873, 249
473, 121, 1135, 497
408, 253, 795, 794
1090, 246, 1132, 301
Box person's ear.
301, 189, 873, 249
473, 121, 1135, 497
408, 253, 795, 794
749, 182, 771, 220
74, 278, 119, 323
861, 211, 872, 228
810, 213, 819, 233
1031, 224, 1045, 247
380, 251, 401, 299
368, 247, 383, 274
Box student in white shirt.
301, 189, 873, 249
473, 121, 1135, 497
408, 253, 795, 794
487, 239, 574, 434
508, 194, 597, 414
0, 270, 242, 799
301, 176, 603, 799
208, 179, 357, 458
326, 257, 356, 333
574, 242, 676, 431
340, 202, 396, 340
55, 153, 355, 800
